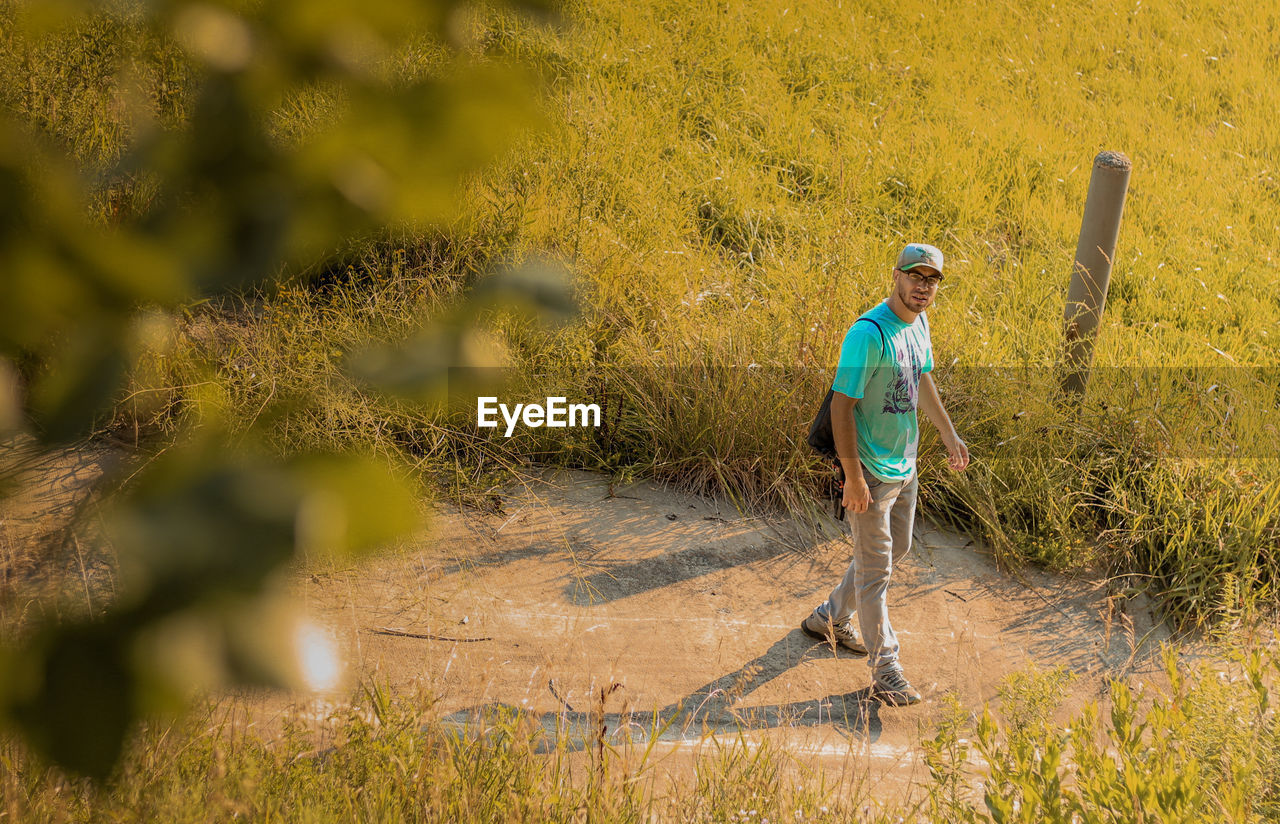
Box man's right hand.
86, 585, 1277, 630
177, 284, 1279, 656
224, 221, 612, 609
843, 472, 871, 514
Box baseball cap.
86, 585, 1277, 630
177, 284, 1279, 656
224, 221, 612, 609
896, 243, 944, 275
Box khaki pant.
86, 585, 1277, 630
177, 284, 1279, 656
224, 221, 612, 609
822, 464, 918, 673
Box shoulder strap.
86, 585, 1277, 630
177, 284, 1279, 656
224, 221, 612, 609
854, 317, 886, 358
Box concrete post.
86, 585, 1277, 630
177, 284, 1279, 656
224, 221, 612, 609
1062, 150, 1131, 396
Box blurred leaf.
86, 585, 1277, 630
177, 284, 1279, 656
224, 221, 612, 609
296, 66, 541, 225
258, 0, 454, 57
0, 0, 560, 783
219, 591, 317, 687
107, 448, 303, 607
0, 126, 99, 348
27, 321, 131, 443
346, 258, 573, 402
72, 229, 187, 309
132, 590, 344, 702
345, 322, 486, 403
107, 439, 420, 607
292, 452, 422, 558
0, 358, 21, 434
469, 257, 577, 324
4, 0, 97, 36
129, 606, 227, 712
170, 3, 257, 73
2, 439, 420, 778
142, 76, 298, 292
6, 619, 136, 781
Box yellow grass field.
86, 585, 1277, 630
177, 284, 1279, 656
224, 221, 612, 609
442, 0, 1280, 624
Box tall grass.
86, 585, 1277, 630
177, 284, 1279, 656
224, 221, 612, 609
0, 686, 858, 822
8, 0, 1280, 626
927, 647, 1280, 822
7, 649, 1280, 821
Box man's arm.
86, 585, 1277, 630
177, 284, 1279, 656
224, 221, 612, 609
919, 372, 969, 471
830, 391, 871, 513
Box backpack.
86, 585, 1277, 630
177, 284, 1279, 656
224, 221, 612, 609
806, 317, 886, 519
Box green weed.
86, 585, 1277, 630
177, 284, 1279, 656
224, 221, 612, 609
925, 647, 1280, 823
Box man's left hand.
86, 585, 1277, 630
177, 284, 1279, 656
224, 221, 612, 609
944, 434, 969, 471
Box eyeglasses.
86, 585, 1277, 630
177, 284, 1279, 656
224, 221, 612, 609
898, 268, 943, 288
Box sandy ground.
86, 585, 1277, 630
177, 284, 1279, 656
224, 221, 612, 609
0, 450, 1189, 808
0, 442, 122, 626
293, 468, 1181, 805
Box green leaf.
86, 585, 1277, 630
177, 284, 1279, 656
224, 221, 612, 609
108, 451, 300, 607
27, 321, 131, 444
291, 452, 423, 559
6, 620, 136, 780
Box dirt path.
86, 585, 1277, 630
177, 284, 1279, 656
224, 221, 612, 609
0, 441, 122, 625
292, 468, 1180, 804
0, 450, 1185, 804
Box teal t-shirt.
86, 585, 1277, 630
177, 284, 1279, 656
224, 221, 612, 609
831, 300, 934, 482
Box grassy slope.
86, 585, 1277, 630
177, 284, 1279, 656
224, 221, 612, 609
474, 0, 1280, 623
529, 0, 1280, 369
104, 0, 1280, 625
6, 0, 1280, 619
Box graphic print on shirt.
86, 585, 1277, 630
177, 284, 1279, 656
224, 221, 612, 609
882, 341, 923, 415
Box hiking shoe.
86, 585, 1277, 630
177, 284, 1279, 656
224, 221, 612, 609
801, 609, 867, 656
872, 667, 922, 706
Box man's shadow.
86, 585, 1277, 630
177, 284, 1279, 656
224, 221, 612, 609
437, 629, 882, 752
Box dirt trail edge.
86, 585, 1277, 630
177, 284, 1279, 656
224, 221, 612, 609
295, 468, 1184, 801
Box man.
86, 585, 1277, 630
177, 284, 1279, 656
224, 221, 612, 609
802, 242, 969, 706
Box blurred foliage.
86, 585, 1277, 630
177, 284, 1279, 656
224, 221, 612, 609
0, 0, 567, 779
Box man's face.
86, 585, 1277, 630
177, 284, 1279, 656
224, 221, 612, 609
894, 266, 941, 314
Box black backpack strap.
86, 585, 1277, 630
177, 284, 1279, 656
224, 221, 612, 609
833, 459, 845, 521
854, 316, 887, 360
